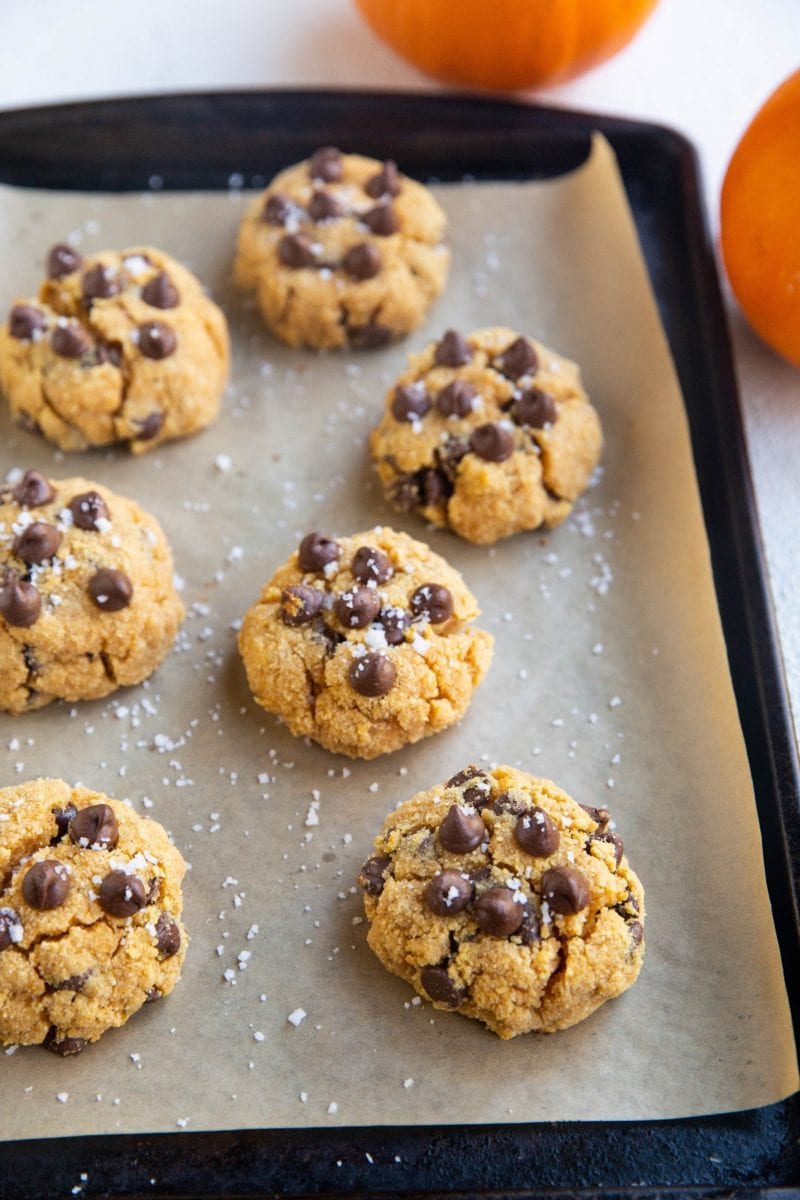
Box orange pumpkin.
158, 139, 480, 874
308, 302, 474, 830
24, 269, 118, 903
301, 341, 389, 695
353, 0, 659, 92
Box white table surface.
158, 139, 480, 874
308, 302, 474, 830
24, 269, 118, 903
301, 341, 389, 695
2, 0, 799, 757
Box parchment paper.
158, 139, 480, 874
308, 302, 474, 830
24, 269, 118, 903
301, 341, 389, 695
0, 137, 796, 1141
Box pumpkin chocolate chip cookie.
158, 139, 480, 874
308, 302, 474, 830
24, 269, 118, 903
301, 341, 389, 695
359, 765, 644, 1037
238, 527, 493, 758
0, 469, 184, 713
233, 147, 450, 349
0, 244, 229, 453
0, 778, 187, 1054
370, 325, 603, 543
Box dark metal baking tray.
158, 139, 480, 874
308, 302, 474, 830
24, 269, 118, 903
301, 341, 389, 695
0, 89, 797, 1200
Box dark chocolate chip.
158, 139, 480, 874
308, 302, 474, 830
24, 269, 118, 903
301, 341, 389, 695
50, 970, 91, 993
435, 436, 470, 479
88, 568, 133, 612
13, 521, 61, 565
278, 232, 318, 269
69, 490, 109, 531
446, 766, 493, 809
410, 583, 453, 624
474, 886, 525, 936
420, 965, 463, 1008
391, 383, 430, 422
141, 271, 180, 310
349, 651, 396, 696
541, 866, 590, 915
424, 870, 473, 916
436, 378, 477, 418
308, 189, 342, 221
68, 804, 119, 851
22, 860, 70, 910
95, 339, 123, 367
47, 243, 82, 278
51, 323, 89, 358
298, 531, 341, 573
362, 202, 398, 236
154, 912, 181, 958
379, 605, 410, 645
470, 422, 514, 462
43, 1030, 87, 1056
137, 320, 177, 360
496, 336, 538, 379
352, 545, 393, 585
438, 804, 484, 854
9, 304, 45, 340
417, 467, 450, 506
0, 579, 41, 627
81, 264, 120, 303
365, 160, 400, 198
348, 320, 393, 349
98, 870, 146, 917
134, 411, 163, 441
309, 146, 342, 182
589, 830, 624, 866
515, 807, 560, 858
144, 987, 162, 1003
281, 584, 324, 626
335, 586, 381, 629
582, 804, 610, 833
629, 920, 644, 948
518, 909, 541, 945
358, 854, 392, 897
263, 192, 293, 224
513, 387, 557, 429
434, 329, 472, 367
12, 470, 55, 508
343, 242, 382, 280
51, 805, 77, 843
0, 907, 21, 951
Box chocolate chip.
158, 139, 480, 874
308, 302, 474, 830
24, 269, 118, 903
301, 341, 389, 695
417, 468, 450, 506
348, 320, 393, 349
141, 271, 180, 310
263, 192, 293, 224
134, 411, 163, 441
154, 912, 181, 958
335, 586, 381, 628
9, 304, 45, 340
352, 545, 393, 585
50, 970, 90, 992
410, 583, 453, 624
541, 866, 589, 915
88, 568, 133, 612
13, 521, 61, 565
470, 422, 514, 462
362, 202, 398, 236
497, 336, 537, 379
582, 804, 610, 833
629, 920, 644, 947
95, 339, 123, 367
47, 243, 82, 278
43, 1030, 87, 1056
589, 830, 624, 866
12, 470, 55, 508
81, 264, 120, 304
437, 379, 477, 418
309, 146, 342, 182
343, 242, 382, 280
445, 766, 493, 809
22, 860, 70, 910
420, 965, 463, 1008
281, 584, 324, 626
424, 870, 473, 916
98, 870, 146, 917
298, 531, 341, 573
438, 804, 484, 854
358, 854, 391, 896
474, 886, 525, 936
51, 805, 77, 842
491, 791, 528, 816
0, 907, 21, 951
435, 436, 470, 479
379, 605, 410, 645
68, 804, 119, 850
515, 808, 560, 857
518, 909, 541, 945
138, 320, 177, 360
391, 383, 430, 422
365, 159, 400, 198
144, 987, 162, 1003
51, 323, 89, 358
434, 330, 472, 367
69, 490, 109, 531
308, 189, 342, 221
349, 651, 396, 696
513, 387, 557, 429
278, 232, 318, 269
0, 579, 41, 627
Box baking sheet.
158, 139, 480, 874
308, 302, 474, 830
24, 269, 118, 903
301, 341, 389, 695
0, 135, 796, 1140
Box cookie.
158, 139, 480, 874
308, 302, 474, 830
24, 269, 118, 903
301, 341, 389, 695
238, 527, 493, 759
233, 147, 450, 349
0, 244, 229, 453
0, 469, 184, 713
0, 778, 187, 1054
369, 326, 603, 544
359, 765, 644, 1038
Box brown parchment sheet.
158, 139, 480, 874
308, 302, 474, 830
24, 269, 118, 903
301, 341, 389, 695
0, 136, 796, 1141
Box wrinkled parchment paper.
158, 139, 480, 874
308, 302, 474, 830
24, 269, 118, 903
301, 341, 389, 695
0, 136, 796, 1140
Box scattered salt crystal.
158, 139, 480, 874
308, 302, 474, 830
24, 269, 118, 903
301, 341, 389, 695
287, 1008, 307, 1027
214, 453, 233, 473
